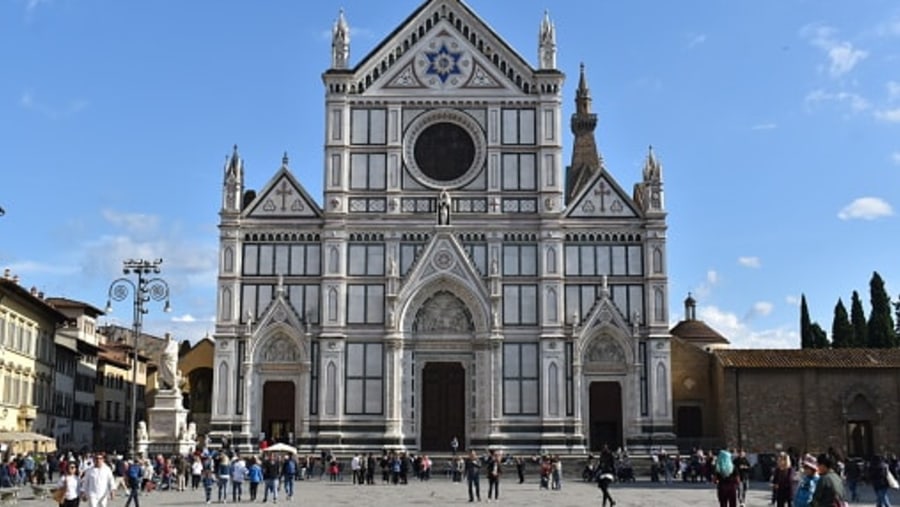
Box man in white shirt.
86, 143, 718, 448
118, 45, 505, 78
80, 454, 116, 507
350, 454, 361, 485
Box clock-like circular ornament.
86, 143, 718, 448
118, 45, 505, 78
403, 109, 485, 189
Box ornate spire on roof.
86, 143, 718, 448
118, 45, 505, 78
643, 145, 662, 182
222, 144, 244, 213
538, 10, 557, 70
331, 8, 351, 70
565, 64, 604, 205
282, 151, 290, 168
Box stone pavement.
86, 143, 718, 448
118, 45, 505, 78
9, 478, 892, 506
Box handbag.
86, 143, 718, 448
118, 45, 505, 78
887, 469, 900, 489
52, 486, 66, 505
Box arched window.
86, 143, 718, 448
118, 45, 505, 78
217, 362, 229, 415
548, 363, 559, 416
325, 362, 337, 415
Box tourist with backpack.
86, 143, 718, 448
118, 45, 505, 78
124, 459, 142, 507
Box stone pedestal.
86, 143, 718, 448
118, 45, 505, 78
141, 390, 195, 456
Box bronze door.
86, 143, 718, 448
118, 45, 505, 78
589, 381, 622, 452
262, 381, 295, 442
421, 362, 465, 452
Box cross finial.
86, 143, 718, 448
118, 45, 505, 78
282, 151, 289, 167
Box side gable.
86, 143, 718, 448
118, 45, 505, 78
346, 0, 545, 97
244, 158, 323, 220
565, 170, 641, 219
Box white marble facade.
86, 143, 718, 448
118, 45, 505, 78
210, 0, 674, 455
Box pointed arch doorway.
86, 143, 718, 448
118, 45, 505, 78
421, 362, 465, 452
589, 381, 622, 452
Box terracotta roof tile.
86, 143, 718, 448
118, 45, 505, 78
714, 348, 900, 368
670, 320, 729, 344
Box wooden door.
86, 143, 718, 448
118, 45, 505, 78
589, 381, 622, 452
262, 381, 295, 442
421, 362, 465, 452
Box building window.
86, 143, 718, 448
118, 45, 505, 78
350, 154, 387, 190
501, 109, 536, 145
503, 343, 539, 415
502, 244, 538, 276
564, 284, 644, 325
346, 285, 385, 324
287, 285, 321, 324
501, 153, 536, 190
345, 343, 383, 415
400, 242, 426, 275
564, 244, 643, 276
347, 245, 385, 276
565, 342, 574, 416
243, 244, 321, 276
503, 284, 538, 325
236, 340, 245, 415
350, 108, 387, 145
462, 242, 488, 275
639, 342, 648, 416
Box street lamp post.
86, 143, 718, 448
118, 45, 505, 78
106, 258, 170, 458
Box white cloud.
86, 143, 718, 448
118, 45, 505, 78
698, 305, 798, 349
101, 209, 161, 235
785, 295, 801, 306
892, 152, 900, 165
172, 314, 197, 323
687, 33, 707, 49
20, 90, 89, 119
693, 269, 720, 299
805, 89, 870, 113
3, 260, 79, 277
837, 197, 894, 220
751, 123, 777, 131
874, 107, 900, 123
875, 18, 900, 37
802, 24, 868, 77
750, 301, 774, 318
738, 256, 761, 268
888, 81, 900, 101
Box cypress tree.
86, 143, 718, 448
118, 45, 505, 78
850, 291, 867, 347
867, 271, 897, 348
800, 294, 813, 349
831, 299, 853, 348
811, 322, 829, 348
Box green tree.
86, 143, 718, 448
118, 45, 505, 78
850, 291, 867, 347
800, 294, 813, 348
867, 271, 897, 348
811, 322, 829, 348
831, 298, 853, 348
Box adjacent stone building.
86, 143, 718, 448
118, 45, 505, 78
671, 295, 900, 457
210, 0, 674, 454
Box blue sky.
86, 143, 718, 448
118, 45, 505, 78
1, 0, 898, 348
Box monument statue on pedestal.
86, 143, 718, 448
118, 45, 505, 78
158, 334, 182, 392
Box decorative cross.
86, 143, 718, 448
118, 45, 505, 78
490, 198, 500, 212
276, 181, 294, 211
594, 181, 612, 212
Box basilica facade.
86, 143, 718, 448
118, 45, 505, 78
210, 0, 674, 455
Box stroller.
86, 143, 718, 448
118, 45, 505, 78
615, 459, 635, 482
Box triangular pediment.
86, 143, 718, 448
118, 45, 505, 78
254, 283, 309, 334
396, 231, 491, 324
578, 289, 632, 340
348, 1, 543, 97
245, 164, 322, 220
565, 170, 641, 219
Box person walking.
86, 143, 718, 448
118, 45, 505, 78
514, 456, 525, 484
465, 450, 481, 503
771, 452, 795, 507
734, 449, 751, 507
486, 450, 501, 502
230, 455, 246, 503
191, 457, 203, 491
201, 468, 215, 504
596, 459, 617, 507
869, 455, 893, 507
55, 461, 81, 507
811, 454, 845, 507
793, 454, 819, 507
281, 454, 296, 500
262, 454, 280, 504
215, 454, 230, 503
79, 453, 116, 507
124, 458, 142, 507
246, 458, 262, 502
714, 449, 740, 507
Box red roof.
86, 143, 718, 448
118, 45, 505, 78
715, 348, 900, 368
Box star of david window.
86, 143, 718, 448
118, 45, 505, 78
425, 44, 463, 83
413, 122, 476, 182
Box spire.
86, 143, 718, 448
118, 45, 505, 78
643, 145, 662, 182
331, 8, 350, 70
222, 144, 244, 213
538, 10, 557, 70
684, 293, 697, 321
565, 64, 604, 205
282, 151, 290, 168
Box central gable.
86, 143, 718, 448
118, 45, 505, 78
347, 1, 539, 97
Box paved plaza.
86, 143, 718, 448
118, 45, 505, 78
7, 477, 893, 507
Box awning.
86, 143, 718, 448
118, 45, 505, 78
0, 431, 57, 453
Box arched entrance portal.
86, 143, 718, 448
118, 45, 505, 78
589, 382, 622, 452
421, 362, 465, 452
262, 381, 295, 443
